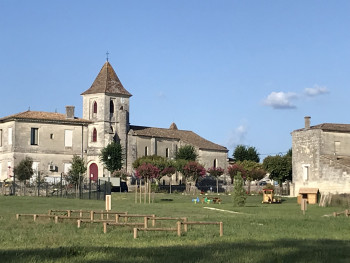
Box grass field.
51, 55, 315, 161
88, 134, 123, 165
0, 193, 349, 263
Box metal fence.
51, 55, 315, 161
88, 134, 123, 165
0, 179, 114, 200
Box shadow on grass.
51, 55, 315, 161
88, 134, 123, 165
1, 239, 350, 263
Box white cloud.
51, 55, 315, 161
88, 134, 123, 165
263, 92, 298, 109
304, 85, 329, 97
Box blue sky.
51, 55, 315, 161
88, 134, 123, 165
1, 1, 350, 159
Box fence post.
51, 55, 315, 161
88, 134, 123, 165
133, 228, 138, 239
177, 221, 181, 237
219, 222, 223, 237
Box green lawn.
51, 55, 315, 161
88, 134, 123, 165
0, 193, 349, 263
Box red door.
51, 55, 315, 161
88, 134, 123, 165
89, 163, 98, 182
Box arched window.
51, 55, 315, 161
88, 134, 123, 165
213, 159, 217, 168
92, 128, 97, 142
145, 146, 148, 156
110, 100, 114, 114
93, 101, 97, 114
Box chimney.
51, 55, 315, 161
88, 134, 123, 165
66, 106, 75, 119
304, 116, 311, 129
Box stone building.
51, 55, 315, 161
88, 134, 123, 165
0, 61, 228, 183
291, 116, 350, 196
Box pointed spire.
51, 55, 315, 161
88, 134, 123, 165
81, 62, 132, 97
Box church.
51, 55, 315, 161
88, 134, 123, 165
0, 61, 228, 183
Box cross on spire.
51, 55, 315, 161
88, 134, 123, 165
106, 51, 109, 62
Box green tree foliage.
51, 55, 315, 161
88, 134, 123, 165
233, 172, 247, 207
262, 152, 292, 184
175, 145, 198, 161
238, 160, 265, 181
65, 155, 87, 186
13, 157, 34, 182
233, 145, 260, 163
100, 142, 124, 173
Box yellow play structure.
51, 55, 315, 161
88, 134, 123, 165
262, 189, 281, 204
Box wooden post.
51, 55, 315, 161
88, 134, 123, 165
90, 211, 94, 221
55, 216, 58, 224
133, 228, 138, 239
333, 212, 337, 217
16, 214, 19, 220
144, 181, 147, 204
139, 179, 142, 204
48, 210, 52, 215
103, 222, 107, 234
144, 217, 148, 228
77, 220, 81, 228
148, 179, 151, 204
101, 210, 104, 220
67, 210, 71, 217
219, 222, 223, 237
177, 221, 181, 237
183, 218, 188, 232
152, 214, 155, 227
115, 214, 119, 223
345, 209, 349, 217
33, 214, 37, 222
79, 211, 83, 218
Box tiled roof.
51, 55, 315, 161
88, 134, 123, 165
129, 125, 228, 152
81, 62, 132, 97
294, 123, 350, 133
0, 111, 91, 124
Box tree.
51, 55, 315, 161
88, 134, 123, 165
13, 157, 33, 182
65, 155, 87, 188
207, 167, 225, 193
233, 172, 247, 207
175, 145, 198, 161
100, 142, 124, 173
227, 163, 246, 183
233, 145, 260, 163
182, 161, 206, 193
262, 153, 292, 185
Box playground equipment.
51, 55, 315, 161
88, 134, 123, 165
262, 189, 281, 204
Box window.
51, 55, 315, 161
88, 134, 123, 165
50, 133, 54, 139
213, 159, 217, 168
166, 148, 169, 158
8, 128, 12, 145
145, 146, 148, 156
0, 129, 2, 146
92, 128, 97, 142
302, 164, 310, 181
110, 100, 114, 114
64, 130, 73, 147
93, 101, 97, 114
30, 128, 38, 145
